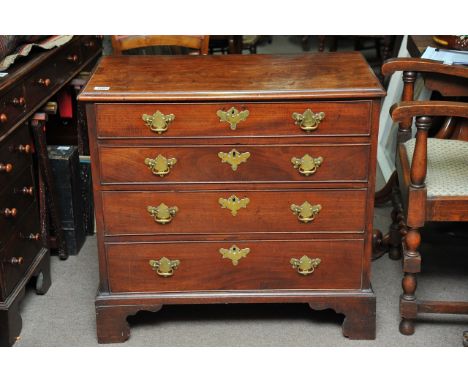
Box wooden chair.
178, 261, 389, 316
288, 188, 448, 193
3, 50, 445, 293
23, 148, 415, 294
375, 59, 468, 260
388, 99, 468, 335
111, 35, 210, 55
379, 58, 468, 335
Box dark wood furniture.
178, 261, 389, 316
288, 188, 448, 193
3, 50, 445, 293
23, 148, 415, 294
111, 35, 210, 55
0, 35, 102, 346
382, 60, 468, 335
374, 59, 468, 246
78, 52, 385, 344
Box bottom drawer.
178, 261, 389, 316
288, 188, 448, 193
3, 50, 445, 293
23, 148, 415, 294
1, 205, 42, 298
107, 239, 364, 293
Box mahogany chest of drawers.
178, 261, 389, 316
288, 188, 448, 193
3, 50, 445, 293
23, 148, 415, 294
79, 53, 385, 343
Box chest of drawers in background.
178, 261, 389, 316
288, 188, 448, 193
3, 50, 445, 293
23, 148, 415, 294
79, 53, 385, 343
0, 35, 102, 346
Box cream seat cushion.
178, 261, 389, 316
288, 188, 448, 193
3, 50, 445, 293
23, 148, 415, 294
404, 138, 468, 197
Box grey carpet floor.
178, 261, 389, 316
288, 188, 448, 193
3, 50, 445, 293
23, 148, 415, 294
14, 204, 468, 346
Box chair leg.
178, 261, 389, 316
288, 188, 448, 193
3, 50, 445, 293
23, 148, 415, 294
388, 185, 403, 260
399, 227, 422, 335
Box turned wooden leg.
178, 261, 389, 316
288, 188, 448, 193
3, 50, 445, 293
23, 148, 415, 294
95, 304, 163, 344
388, 186, 404, 260
463, 331, 468, 347
399, 228, 421, 335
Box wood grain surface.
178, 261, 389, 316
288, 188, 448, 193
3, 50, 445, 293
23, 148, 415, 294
98, 143, 370, 184
101, 189, 367, 236
95, 101, 372, 139
79, 53, 385, 102
106, 239, 364, 293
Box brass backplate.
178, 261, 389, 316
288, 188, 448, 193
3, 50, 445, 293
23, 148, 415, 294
217, 107, 249, 130
219, 245, 250, 266
218, 194, 250, 216
218, 149, 250, 171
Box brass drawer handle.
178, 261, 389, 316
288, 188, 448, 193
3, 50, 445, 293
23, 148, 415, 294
142, 111, 175, 134
219, 194, 250, 216
217, 107, 249, 130
149, 257, 180, 277
220, 245, 250, 266
290, 256, 321, 275
292, 109, 325, 132
218, 149, 250, 171
144, 154, 177, 177
147, 203, 178, 224
0, 163, 13, 173
290, 201, 321, 223
2, 208, 17, 218
291, 154, 323, 176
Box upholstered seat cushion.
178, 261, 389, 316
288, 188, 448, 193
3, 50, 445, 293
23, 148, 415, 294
404, 138, 468, 197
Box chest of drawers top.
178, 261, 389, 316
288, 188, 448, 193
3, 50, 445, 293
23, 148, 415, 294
79, 52, 385, 102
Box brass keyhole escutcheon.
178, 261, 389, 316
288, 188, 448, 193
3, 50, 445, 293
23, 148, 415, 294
147, 203, 178, 224
218, 149, 250, 171
292, 109, 325, 132
290, 256, 321, 275
291, 154, 323, 176
217, 107, 249, 130
142, 111, 175, 134
290, 201, 322, 223
144, 154, 177, 177
218, 194, 250, 216
149, 257, 180, 277
219, 245, 250, 266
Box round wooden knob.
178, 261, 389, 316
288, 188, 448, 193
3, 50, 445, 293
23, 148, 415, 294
67, 54, 78, 63
0, 163, 13, 173
12, 97, 26, 107
0, 113, 7, 124
16, 144, 31, 154
2, 208, 17, 218
38, 78, 51, 87
21, 186, 34, 196
20, 232, 41, 241
10, 257, 24, 265
28, 233, 41, 241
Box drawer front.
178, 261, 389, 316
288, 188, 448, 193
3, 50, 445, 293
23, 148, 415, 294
1, 205, 41, 297
95, 101, 371, 139
106, 239, 364, 293
0, 123, 34, 180
0, 166, 36, 247
99, 144, 370, 184
0, 84, 27, 135
102, 189, 367, 236
24, 63, 59, 110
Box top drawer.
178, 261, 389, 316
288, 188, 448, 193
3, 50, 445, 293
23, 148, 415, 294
94, 101, 372, 140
